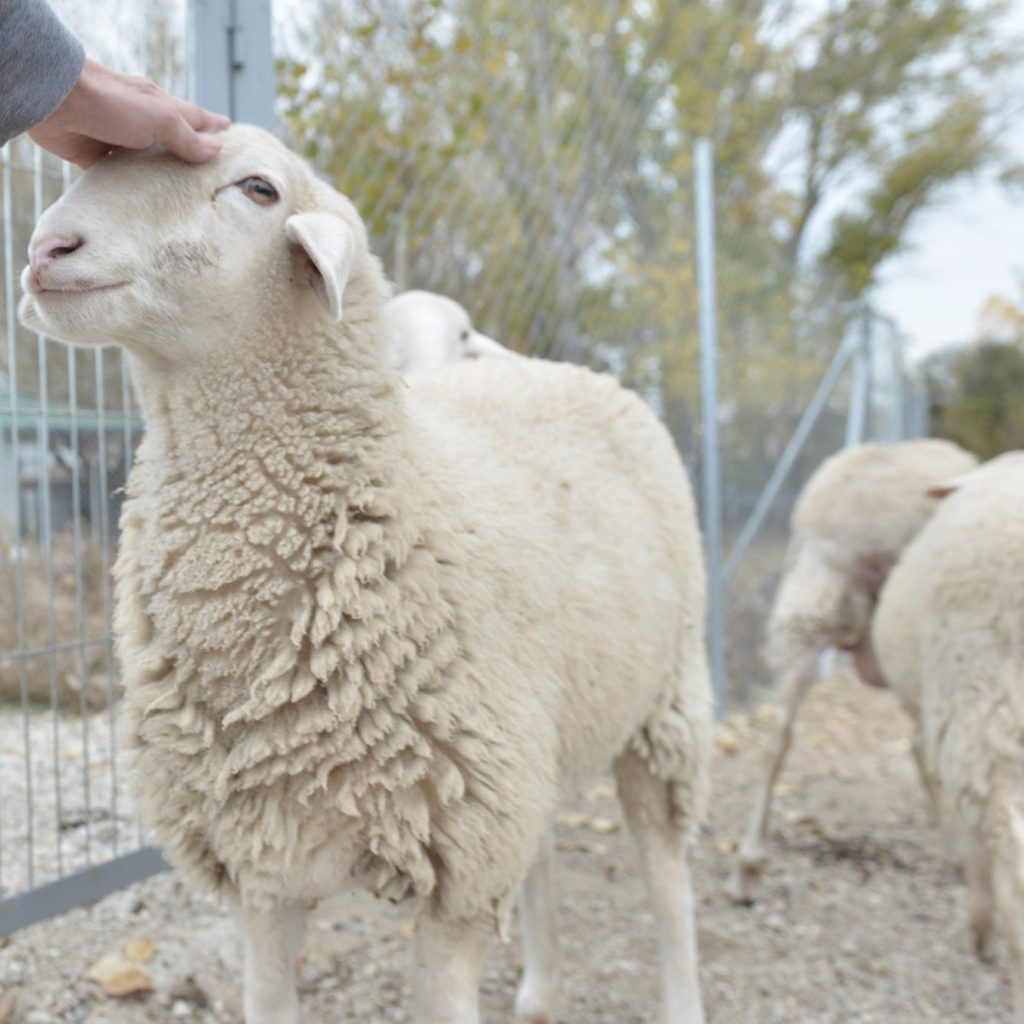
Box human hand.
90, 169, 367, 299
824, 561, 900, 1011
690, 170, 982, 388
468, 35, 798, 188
29, 59, 230, 168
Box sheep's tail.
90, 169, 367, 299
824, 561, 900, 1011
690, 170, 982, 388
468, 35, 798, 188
627, 649, 714, 838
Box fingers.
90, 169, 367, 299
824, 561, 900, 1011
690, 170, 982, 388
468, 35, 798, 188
174, 97, 231, 134
157, 111, 223, 164
72, 140, 116, 170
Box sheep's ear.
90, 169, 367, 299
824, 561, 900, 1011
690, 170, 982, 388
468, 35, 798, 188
285, 212, 355, 321
927, 470, 977, 499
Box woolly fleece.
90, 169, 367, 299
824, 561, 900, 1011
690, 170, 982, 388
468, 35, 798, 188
22, 126, 713, 933
768, 439, 977, 678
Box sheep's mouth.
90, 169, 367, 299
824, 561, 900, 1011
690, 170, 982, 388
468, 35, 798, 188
34, 281, 131, 298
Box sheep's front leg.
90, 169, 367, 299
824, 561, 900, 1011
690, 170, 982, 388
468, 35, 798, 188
616, 751, 705, 1024
729, 645, 821, 904
413, 913, 490, 1024
239, 901, 307, 1024
515, 829, 561, 1023
996, 810, 1024, 1024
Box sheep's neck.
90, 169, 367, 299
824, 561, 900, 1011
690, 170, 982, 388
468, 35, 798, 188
121, 342, 438, 722
128, 341, 400, 478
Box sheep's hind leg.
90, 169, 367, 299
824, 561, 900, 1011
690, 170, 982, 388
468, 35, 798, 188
995, 798, 1024, 1024
615, 749, 705, 1024
413, 913, 490, 1024
238, 901, 307, 1024
728, 645, 821, 904
515, 828, 561, 1023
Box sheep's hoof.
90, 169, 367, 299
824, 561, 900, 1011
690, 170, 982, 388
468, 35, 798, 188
727, 852, 766, 906
971, 921, 997, 963
515, 976, 557, 1024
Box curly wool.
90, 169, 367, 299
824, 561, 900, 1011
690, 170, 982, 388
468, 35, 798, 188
873, 455, 1024, 822
872, 454, 1024, 1011
113, 269, 712, 925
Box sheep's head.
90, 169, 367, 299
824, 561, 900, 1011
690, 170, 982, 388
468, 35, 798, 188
383, 290, 513, 373
19, 124, 381, 365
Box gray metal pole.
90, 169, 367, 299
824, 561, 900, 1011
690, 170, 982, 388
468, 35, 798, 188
887, 321, 907, 440
190, 0, 276, 131
723, 332, 857, 583
910, 374, 929, 438
844, 306, 872, 447
694, 138, 726, 714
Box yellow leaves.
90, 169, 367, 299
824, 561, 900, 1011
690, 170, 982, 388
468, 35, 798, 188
976, 294, 1024, 346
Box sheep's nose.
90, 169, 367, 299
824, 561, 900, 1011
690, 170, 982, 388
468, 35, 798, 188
28, 235, 83, 273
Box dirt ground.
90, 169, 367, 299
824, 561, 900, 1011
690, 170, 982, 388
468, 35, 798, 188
0, 669, 1015, 1023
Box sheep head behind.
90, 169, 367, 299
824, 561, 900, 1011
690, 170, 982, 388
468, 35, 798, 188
18, 124, 387, 368
383, 289, 512, 373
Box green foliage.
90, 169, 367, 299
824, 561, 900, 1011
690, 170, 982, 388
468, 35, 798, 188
927, 341, 1024, 459
825, 97, 991, 295
275, 0, 1016, 482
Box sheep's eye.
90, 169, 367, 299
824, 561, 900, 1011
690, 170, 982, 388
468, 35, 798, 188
460, 329, 470, 341
238, 176, 279, 206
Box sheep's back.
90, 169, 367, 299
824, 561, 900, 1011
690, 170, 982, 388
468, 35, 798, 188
407, 357, 708, 787
792, 439, 977, 567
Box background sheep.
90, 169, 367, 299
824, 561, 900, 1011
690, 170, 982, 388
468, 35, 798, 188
872, 451, 1024, 1021
383, 289, 519, 374
18, 125, 713, 1024
730, 438, 978, 904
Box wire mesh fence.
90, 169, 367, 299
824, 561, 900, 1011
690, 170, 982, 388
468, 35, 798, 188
0, 0, 187, 929
0, 0, 929, 933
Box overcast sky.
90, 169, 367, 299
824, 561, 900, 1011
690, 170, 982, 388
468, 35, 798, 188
872, 1, 1024, 361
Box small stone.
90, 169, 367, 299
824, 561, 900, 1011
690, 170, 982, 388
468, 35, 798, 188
171, 1000, 192, 1018
123, 937, 155, 963
715, 726, 741, 755
25, 1012, 58, 1024
555, 812, 587, 829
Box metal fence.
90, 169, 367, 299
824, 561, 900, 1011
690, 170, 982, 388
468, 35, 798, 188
0, 0, 927, 935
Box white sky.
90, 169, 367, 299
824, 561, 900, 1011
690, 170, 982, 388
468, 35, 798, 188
873, 2, 1024, 360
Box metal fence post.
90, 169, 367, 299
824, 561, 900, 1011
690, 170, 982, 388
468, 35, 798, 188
910, 374, 929, 438
722, 332, 858, 582
845, 305, 873, 447
886, 321, 907, 440
190, 0, 275, 130
694, 138, 726, 714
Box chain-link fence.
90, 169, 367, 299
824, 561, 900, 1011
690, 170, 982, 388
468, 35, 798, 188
717, 305, 927, 705
0, 0, 929, 935
0, 0, 188, 933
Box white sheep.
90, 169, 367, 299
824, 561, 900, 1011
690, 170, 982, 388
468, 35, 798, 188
730, 438, 977, 904
383, 289, 518, 374
872, 451, 1024, 1020
18, 125, 713, 1024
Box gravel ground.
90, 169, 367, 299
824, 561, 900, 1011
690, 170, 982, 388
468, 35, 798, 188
1, 705, 135, 896
0, 668, 1015, 1023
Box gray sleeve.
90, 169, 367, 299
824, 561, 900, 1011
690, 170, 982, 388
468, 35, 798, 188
0, 0, 85, 146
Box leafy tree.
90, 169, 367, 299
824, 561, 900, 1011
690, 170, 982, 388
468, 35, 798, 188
927, 340, 1024, 459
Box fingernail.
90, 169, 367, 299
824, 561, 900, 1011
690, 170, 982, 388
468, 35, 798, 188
201, 136, 221, 156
